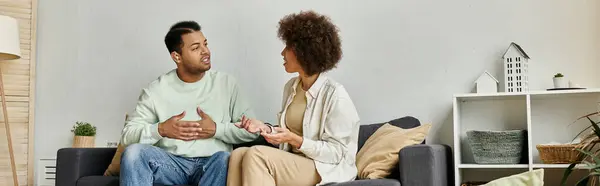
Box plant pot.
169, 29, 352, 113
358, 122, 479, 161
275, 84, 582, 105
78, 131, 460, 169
73, 136, 95, 148
553, 77, 567, 88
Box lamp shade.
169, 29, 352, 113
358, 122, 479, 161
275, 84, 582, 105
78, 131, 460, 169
0, 15, 21, 60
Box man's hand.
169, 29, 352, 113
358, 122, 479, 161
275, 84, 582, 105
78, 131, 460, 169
261, 127, 303, 148
195, 107, 216, 139
158, 111, 203, 141
235, 115, 271, 134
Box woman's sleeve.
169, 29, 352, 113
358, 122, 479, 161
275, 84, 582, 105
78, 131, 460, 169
298, 90, 360, 164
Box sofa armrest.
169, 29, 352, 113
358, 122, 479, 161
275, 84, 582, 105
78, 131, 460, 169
398, 144, 453, 186
56, 148, 117, 186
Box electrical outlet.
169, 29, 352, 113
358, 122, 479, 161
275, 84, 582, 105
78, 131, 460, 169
106, 141, 118, 147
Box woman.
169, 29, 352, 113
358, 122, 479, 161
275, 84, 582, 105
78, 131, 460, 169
227, 10, 361, 186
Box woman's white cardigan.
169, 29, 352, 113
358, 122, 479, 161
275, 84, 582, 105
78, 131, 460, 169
276, 75, 361, 185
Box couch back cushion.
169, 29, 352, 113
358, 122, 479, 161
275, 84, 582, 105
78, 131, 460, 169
356, 123, 431, 179
357, 116, 423, 152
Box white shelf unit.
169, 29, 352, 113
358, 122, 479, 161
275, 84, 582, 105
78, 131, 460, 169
453, 89, 600, 185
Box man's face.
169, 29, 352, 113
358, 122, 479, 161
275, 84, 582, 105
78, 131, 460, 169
178, 31, 211, 74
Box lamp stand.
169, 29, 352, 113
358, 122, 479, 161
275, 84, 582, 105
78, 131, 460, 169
0, 68, 18, 186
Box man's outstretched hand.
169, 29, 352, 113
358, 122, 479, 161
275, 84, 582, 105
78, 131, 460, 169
157, 107, 217, 141
235, 115, 271, 134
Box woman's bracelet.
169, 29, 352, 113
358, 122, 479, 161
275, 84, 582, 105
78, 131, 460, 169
265, 123, 277, 134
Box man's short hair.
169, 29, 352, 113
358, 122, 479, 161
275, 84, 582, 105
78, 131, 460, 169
164, 21, 201, 54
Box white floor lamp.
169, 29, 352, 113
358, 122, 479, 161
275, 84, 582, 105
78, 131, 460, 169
0, 15, 22, 186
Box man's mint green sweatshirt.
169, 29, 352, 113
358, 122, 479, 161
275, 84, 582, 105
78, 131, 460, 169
121, 69, 259, 157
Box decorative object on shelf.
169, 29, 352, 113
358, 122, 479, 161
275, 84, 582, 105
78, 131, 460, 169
569, 80, 582, 88
552, 73, 567, 88
475, 71, 499, 93
502, 42, 530, 93
547, 87, 586, 91
562, 111, 600, 185
467, 130, 526, 164
71, 121, 97, 148
0, 15, 22, 186
535, 143, 586, 164
547, 78, 586, 91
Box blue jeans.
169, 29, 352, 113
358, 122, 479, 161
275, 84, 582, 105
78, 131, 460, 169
120, 144, 230, 186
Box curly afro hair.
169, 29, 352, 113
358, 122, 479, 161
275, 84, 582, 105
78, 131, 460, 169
277, 10, 342, 76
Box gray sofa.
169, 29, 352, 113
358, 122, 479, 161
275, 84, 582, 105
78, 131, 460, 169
56, 116, 453, 186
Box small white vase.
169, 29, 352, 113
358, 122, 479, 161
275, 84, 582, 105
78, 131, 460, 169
553, 77, 567, 88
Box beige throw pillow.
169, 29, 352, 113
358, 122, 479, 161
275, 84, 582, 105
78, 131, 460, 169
103, 144, 126, 176
482, 169, 544, 186
103, 114, 128, 176
356, 123, 431, 179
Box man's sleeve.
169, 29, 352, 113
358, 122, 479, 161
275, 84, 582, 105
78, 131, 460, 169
121, 89, 162, 146
213, 79, 260, 144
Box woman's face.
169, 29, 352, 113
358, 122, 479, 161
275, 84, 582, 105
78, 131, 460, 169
281, 46, 303, 74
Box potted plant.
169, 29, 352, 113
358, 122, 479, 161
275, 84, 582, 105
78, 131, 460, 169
561, 111, 600, 185
71, 121, 97, 148
553, 73, 567, 88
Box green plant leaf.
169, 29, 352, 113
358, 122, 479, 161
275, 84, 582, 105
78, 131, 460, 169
580, 163, 600, 170
587, 117, 600, 139
72, 121, 96, 136
564, 112, 600, 185
571, 125, 594, 142
576, 176, 590, 186
562, 163, 578, 186
577, 148, 600, 165
568, 112, 600, 142
575, 173, 600, 186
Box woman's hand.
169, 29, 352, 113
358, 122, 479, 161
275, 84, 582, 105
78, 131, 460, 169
261, 127, 303, 148
234, 115, 271, 134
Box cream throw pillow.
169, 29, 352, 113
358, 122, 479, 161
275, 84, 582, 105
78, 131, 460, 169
103, 114, 128, 176
356, 123, 432, 179
103, 144, 125, 176
482, 169, 544, 186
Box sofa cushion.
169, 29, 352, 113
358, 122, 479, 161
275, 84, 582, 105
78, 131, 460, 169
325, 179, 401, 186
358, 116, 423, 151
77, 176, 192, 186
356, 123, 431, 179
77, 176, 119, 186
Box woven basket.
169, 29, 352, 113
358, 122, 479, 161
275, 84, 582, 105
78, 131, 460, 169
467, 130, 526, 164
536, 144, 585, 164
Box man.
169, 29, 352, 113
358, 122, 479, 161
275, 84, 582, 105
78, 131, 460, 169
119, 21, 269, 186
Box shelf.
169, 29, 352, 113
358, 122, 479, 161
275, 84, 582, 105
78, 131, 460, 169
454, 94, 527, 165
530, 92, 600, 164
529, 88, 600, 96
532, 164, 586, 169
454, 88, 600, 102
454, 88, 600, 185
458, 164, 529, 169
455, 92, 525, 102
